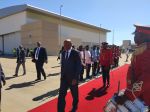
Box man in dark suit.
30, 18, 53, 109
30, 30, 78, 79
14, 45, 26, 76
32, 42, 48, 81
0, 63, 6, 111
57, 39, 81, 112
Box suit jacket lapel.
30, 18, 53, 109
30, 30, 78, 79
68, 50, 73, 60
63, 49, 73, 60
62, 51, 66, 60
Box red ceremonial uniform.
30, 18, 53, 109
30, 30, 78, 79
99, 48, 113, 67
111, 46, 115, 65
125, 42, 150, 105
115, 47, 121, 58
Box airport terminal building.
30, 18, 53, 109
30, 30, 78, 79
0, 4, 110, 55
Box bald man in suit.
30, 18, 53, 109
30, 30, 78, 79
57, 39, 81, 112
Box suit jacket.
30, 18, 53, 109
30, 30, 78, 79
33, 47, 47, 63
99, 48, 113, 67
16, 48, 26, 63
61, 49, 81, 82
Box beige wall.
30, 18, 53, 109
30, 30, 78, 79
21, 11, 108, 55
21, 21, 59, 55
4, 32, 21, 54
42, 21, 59, 55
0, 10, 108, 55
27, 11, 59, 25
0, 12, 26, 35
26, 11, 106, 33
60, 25, 106, 46
26, 11, 107, 45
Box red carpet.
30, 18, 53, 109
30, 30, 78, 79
28, 64, 129, 112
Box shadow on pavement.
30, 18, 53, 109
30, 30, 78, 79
51, 65, 60, 68
5, 80, 42, 90
47, 72, 60, 77
85, 86, 108, 101
32, 88, 59, 102
0, 55, 16, 59
5, 74, 23, 80
5, 76, 16, 80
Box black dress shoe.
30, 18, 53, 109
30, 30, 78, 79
22, 73, 26, 75
70, 107, 77, 112
13, 74, 18, 77
35, 79, 41, 81
44, 76, 46, 80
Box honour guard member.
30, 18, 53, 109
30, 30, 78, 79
99, 42, 113, 87
116, 24, 150, 107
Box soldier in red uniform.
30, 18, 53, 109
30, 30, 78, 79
116, 24, 150, 107
99, 42, 113, 87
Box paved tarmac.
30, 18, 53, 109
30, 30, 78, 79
0, 54, 131, 112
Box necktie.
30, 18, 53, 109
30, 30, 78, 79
65, 51, 68, 60
35, 48, 40, 60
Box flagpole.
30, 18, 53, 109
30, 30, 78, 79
99, 24, 101, 46
112, 29, 114, 45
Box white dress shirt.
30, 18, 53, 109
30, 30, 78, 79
85, 50, 92, 64
65, 48, 72, 59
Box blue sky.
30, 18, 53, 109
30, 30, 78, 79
0, 0, 150, 45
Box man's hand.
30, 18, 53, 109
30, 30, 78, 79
57, 56, 60, 61
72, 79, 77, 86
3, 80, 6, 86
45, 60, 48, 64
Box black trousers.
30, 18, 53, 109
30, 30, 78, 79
101, 66, 110, 86
115, 57, 119, 67
35, 61, 46, 79
15, 62, 26, 75
92, 62, 98, 76
86, 64, 91, 78
58, 78, 79, 112
114, 58, 118, 67
126, 54, 129, 61
96, 61, 101, 74
79, 65, 84, 81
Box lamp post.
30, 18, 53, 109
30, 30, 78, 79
59, 5, 63, 48
99, 24, 101, 46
